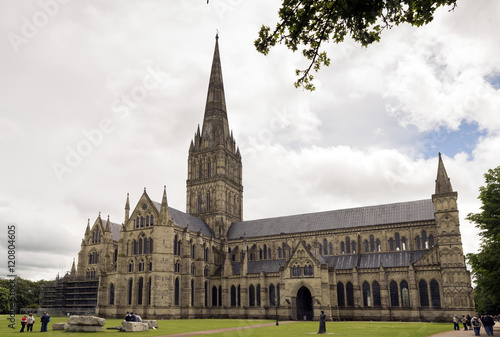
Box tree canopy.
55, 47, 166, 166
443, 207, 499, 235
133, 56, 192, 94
255, 0, 457, 91
466, 166, 500, 314
0, 277, 52, 313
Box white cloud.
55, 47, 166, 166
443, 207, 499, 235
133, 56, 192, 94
0, 0, 497, 280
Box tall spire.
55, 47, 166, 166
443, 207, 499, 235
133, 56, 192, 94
435, 153, 453, 194
201, 34, 230, 145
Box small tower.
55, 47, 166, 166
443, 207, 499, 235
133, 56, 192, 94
432, 153, 473, 309
186, 34, 243, 238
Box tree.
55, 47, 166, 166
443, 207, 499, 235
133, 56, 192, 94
466, 166, 500, 314
0, 277, 52, 313
255, 0, 457, 91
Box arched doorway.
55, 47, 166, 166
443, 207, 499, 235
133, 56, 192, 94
296, 286, 313, 320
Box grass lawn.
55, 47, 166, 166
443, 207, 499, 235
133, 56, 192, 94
0, 315, 452, 337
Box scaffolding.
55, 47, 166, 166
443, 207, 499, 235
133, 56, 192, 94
39, 274, 98, 316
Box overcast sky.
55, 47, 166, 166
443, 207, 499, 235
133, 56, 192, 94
1, 1, 499, 281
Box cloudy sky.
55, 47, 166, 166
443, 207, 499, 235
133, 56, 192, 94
1, 1, 499, 281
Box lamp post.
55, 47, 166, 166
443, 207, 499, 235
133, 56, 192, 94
275, 296, 279, 326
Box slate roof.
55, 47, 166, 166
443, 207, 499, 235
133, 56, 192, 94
230, 251, 429, 275
227, 199, 434, 239
110, 222, 122, 242
152, 202, 212, 236
324, 250, 428, 270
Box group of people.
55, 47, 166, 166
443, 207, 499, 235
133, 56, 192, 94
453, 314, 497, 336
19, 312, 50, 332
124, 312, 143, 322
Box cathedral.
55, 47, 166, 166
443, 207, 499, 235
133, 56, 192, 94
69, 36, 475, 321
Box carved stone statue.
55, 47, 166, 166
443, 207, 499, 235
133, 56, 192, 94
318, 310, 326, 334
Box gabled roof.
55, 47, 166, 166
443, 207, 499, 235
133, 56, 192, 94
227, 199, 435, 239
152, 202, 212, 236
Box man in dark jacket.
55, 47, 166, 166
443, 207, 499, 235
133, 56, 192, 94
482, 314, 495, 336
40, 312, 50, 332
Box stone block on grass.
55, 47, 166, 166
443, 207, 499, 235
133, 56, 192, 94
142, 320, 158, 329
121, 321, 149, 332
67, 315, 106, 326
52, 323, 68, 330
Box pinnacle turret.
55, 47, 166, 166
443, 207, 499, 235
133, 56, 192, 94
435, 153, 453, 194
124, 193, 130, 223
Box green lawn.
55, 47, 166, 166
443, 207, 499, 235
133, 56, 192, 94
0, 315, 453, 337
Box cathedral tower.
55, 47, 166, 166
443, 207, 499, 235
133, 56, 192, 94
186, 35, 243, 238
432, 153, 474, 309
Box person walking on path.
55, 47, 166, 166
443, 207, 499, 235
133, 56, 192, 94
26, 313, 35, 332
453, 315, 460, 331
482, 314, 495, 336
462, 316, 469, 331
471, 314, 483, 336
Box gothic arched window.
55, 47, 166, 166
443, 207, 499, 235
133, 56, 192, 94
419, 280, 429, 307
430, 279, 441, 307
231, 285, 237, 307
238, 285, 241, 307
390, 281, 399, 307
346, 237, 351, 254
249, 285, 255, 306
174, 278, 180, 306
389, 238, 394, 251
269, 284, 276, 307
256, 284, 261, 307
422, 231, 428, 249
191, 279, 194, 306
346, 282, 354, 307
204, 281, 208, 307
401, 280, 410, 306
337, 282, 345, 307
137, 277, 144, 305
372, 281, 381, 307
109, 283, 115, 305
362, 281, 371, 307
128, 278, 133, 305
212, 286, 217, 307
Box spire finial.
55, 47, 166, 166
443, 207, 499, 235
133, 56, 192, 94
216, 30, 219, 39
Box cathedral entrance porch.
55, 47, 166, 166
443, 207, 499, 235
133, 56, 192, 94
295, 286, 313, 320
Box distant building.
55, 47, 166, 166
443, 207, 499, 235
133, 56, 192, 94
47, 35, 475, 321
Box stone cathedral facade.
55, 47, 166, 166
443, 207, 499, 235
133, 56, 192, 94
73, 36, 475, 321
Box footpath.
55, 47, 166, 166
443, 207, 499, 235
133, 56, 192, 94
157, 321, 296, 337
428, 323, 500, 337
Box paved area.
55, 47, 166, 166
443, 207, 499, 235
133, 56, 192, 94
428, 324, 499, 337
156, 321, 296, 337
